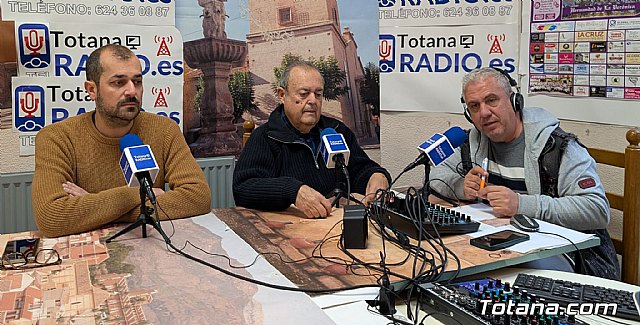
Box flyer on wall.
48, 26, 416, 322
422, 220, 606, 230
529, 0, 640, 100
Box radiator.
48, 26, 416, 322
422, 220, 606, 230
0, 172, 35, 234
198, 156, 236, 209
0, 156, 236, 234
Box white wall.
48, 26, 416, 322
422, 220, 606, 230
0, 129, 33, 174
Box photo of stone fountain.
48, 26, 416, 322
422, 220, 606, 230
183, 0, 247, 157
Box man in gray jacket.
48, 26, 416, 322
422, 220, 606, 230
430, 67, 619, 280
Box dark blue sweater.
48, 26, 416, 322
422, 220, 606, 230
233, 105, 390, 211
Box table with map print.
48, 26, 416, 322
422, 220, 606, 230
0, 206, 599, 324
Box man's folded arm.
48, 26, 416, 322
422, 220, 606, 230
34, 188, 142, 237
154, 123, 211, 220
32, 129, 142, 237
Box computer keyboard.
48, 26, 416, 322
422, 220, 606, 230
514, 273, 640, 322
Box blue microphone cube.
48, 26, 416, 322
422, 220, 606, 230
321, 133, 350, 168
120, 145, 159, 187
417, 133, 455, 166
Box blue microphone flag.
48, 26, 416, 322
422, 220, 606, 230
119, 134, 159, 187
417, 126, 466, 166
319, 128, 350, 169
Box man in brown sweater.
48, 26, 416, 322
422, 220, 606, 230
32, 44, 211, 237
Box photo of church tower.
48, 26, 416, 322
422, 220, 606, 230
245, 0, 378, 145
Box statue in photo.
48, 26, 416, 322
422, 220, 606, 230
199, 0, 227, 39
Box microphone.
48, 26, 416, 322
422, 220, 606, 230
319, 128, 350, 169
119, 134, 159, 204
403, 126, 467, 173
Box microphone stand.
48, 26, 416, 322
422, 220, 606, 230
106, 186, 171, 244
420, 163, 431, 202
326, 155, 361, 208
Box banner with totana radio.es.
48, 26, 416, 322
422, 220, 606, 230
1, 0, 175, 26
14, 22, 183, 79
379, 25, 518, 113
12, 75, 182, 155
11, 21, 183, 155
378, 0, 518, 27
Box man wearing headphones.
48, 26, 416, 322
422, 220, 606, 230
430, 67, 619, 280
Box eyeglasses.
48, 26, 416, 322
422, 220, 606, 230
1, 249, 61, 270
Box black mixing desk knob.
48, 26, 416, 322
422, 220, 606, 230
483, 302, 492, 319
475, 282, 481, 291
475, 298, 483, 314
488, 280, 494, 289
496, 279, 502, 287
504, 282, 511, 291
512, 286, 519, 295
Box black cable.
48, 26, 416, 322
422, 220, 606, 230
385, 191, 439, 279
368, 188, 461, 287
401, 189, 461, 284
537, 230, 587, 273
343, 164, 351, 206
425, 178, 464, 207
419, 311, 463, 325
176, 239, 312, 268
389, 169, 407, 189
121, 198, 383, 294
166, 238, 381, 293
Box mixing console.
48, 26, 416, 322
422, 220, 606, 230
371, 198, 480, 239
420, 277, 593, 325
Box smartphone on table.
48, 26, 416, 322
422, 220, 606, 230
470, 230, 529, 251
2, 238, 40, 266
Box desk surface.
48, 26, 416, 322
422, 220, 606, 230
214, 206, 599, 288
0, 207, 600, 324
0, 214, 335, 325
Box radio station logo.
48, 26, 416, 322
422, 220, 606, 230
18, 23, 51, 70
379, 34, 396, 73
155, 35, 173, 56
14, 85, 46, 132
488, 34, 506, 54
379, 0, 425, 7
379, 0, 397, 7
152, 87, 170, 108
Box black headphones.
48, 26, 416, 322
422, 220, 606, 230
461, 67, 524, 124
